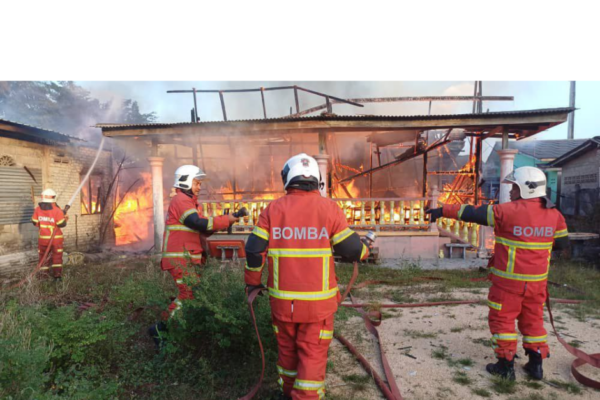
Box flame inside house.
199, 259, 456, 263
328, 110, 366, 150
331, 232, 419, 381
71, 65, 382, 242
114, 172, 154, 246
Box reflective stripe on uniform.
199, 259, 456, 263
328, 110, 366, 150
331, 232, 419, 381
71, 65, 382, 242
506, 246, 516, 273
277, 365, 297, 377
175, 278, 184, 284
32, 218, 38, 223
319, 330, 334, 340
487, 206, 495, 227
268, 248, 332, 257
207, 217, 214, 231
554, 229, 568, 238
457, 205, 467, 220
166, 224, 197, 233
40, 266, 50, 270
273, 256, 279, 289
57, 249, 63, 253
39, 235, 63, 239
179, 208, 198, 224
523, 335, 547, 343
331, 228, 353, 245
495, 236, 553, 250
268, 287, 339, 301
252, 226, 269, 241
322, 256, 329, 291
293, 379, 324, 391
490, 267, 548, 282
40, 224, 55, 229
245, 263, 264, 272
52, 264, 62, 268
492, 333, 518, 341
272, 325, 279, 334
57, 219, 65, 225
488, 300, 502, 311
360, 243, 368, 260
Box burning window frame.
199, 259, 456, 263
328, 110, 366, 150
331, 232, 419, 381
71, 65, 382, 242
80, 173, 103, 215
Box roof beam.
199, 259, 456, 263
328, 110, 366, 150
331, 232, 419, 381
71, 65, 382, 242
100, 110, 571, 138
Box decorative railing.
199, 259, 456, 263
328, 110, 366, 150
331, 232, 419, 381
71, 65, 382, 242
436, 217, 480, 247
200, 197, 435, 233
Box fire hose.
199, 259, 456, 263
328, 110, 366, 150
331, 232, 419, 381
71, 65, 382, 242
7, 137, 106, 290
240, 262, 597, 399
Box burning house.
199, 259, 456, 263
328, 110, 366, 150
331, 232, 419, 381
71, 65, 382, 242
0, 119, 113, 276
98, 95, 572, 261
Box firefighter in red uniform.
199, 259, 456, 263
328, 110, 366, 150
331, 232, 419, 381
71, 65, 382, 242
149, 165, 240, 346
31, 189, 67, 280
245, 154, 370, 400
426, 166, 569, 381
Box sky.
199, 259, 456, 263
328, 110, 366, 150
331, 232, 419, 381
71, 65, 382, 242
77, 81, 599, 141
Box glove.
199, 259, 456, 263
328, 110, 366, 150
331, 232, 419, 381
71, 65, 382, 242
245, 283, 266, 296
233, 207, 249, 218
425, 207, 443, 223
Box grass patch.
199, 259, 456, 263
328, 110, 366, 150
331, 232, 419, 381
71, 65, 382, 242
521, 380, 544, 390
0, 258, 280, 400
342, 374, 371, 391
457, 358, 474, 367
450, 326, 464, 333
432, 345, 449, 360
452, 371, 473, 385
471, 387, 492, 397
548, 379, 582, 394
568, 340, 583, 348
491, 376, 517, 394
404, 329, 437, 339
472, 337, 491, 347
507, 394, 547, 400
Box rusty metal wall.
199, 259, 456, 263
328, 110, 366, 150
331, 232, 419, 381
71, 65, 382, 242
0, 166, 42, 225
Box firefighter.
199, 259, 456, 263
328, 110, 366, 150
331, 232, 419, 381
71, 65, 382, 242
148, 165, 239, 345
426, 166, 569, 381
245, 154, 371, 400
31, 189, 67, 280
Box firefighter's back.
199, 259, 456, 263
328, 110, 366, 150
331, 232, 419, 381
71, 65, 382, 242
491, 198, 567, 292
266, 190, 343, 323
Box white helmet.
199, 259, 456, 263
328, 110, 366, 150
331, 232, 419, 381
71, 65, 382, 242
281, 153, 322, 190
41, 188, 57, 203
502, 166, 547, 200
173, 165, 206, 190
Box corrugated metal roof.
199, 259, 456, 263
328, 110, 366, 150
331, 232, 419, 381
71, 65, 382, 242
0, 118, 82, 142
548, 136, 600, 167
96, 107, 574, 130
492, 138, 588, 160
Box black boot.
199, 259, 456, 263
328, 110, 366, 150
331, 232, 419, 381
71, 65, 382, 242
486, 357, 516, 381
272, 391, 292, 400
523, 350, 544, 380
148, 322, 167, 350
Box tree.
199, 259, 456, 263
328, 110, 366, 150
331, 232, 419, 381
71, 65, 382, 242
0, 81, 157, 139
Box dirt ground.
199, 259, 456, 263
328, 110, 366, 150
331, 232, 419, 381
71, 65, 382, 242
326, 287, 600, 400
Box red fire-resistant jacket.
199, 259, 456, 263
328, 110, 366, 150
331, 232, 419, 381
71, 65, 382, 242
161, 189, 230, 271
245, 189, 370, 323
443, 197, 569, 294
32, 203, 67, 245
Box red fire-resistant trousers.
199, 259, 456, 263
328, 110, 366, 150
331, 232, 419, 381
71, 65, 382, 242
38, 239, 63, 278
488, 283, 549, 361
273, 315, 334, 400
163, 266, 200, 320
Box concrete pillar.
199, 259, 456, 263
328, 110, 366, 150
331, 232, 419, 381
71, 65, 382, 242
497, 149, 518, 204
148, 156, 165, 251
313, 154, 330, 198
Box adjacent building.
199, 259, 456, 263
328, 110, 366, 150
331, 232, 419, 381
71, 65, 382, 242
0, 119, 113, 277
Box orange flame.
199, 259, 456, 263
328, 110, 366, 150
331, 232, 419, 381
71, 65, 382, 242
114, 172, 153, 246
